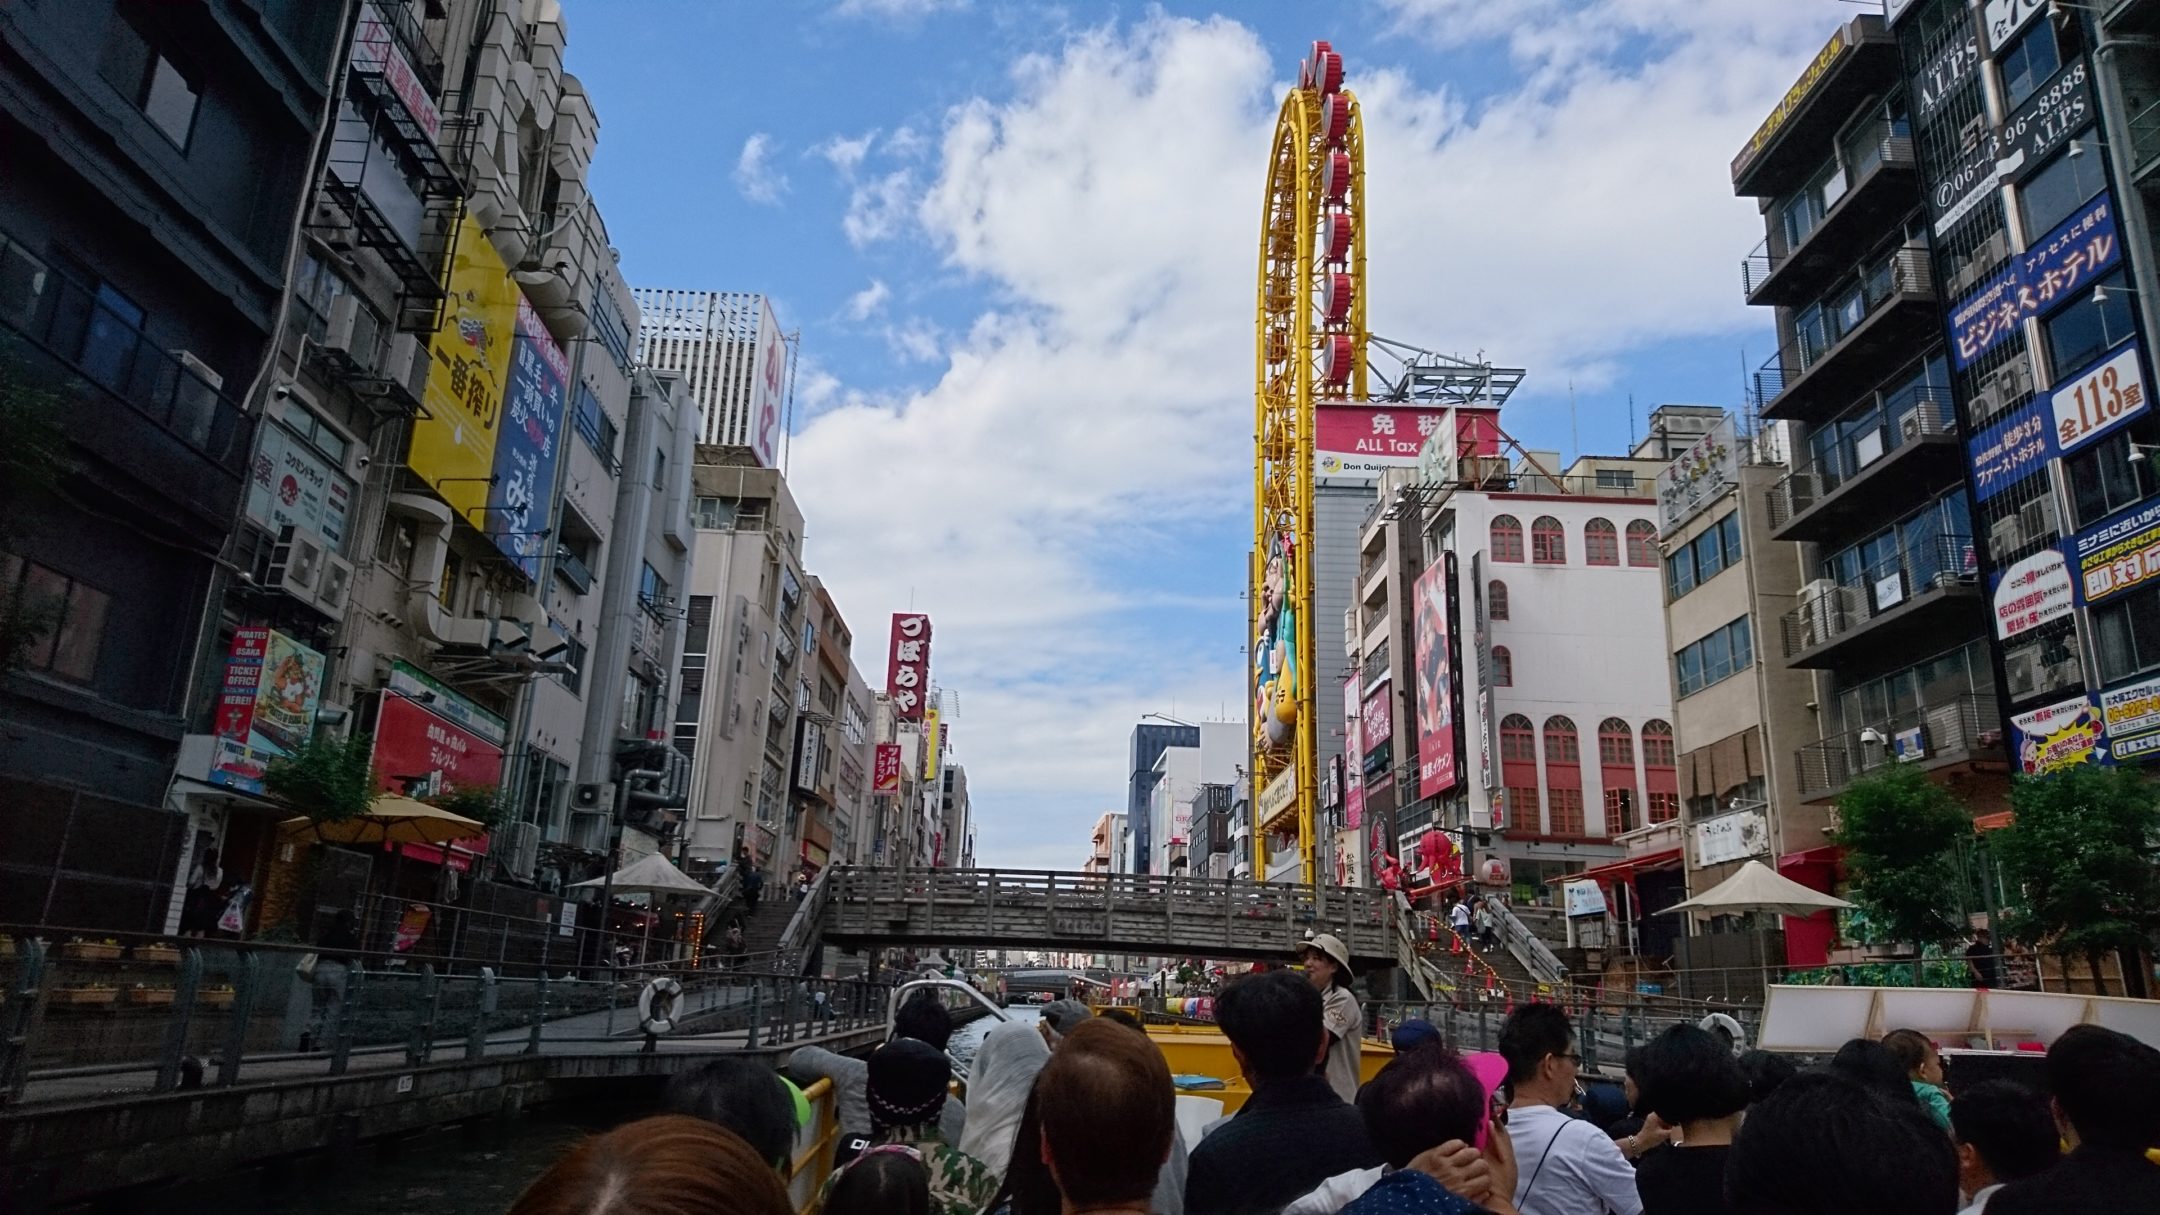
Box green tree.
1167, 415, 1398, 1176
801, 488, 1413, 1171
265, 731, 378, 824
424, 782, 506, 832
1991, 765, 2160, 998
1831, 763, 1972, 951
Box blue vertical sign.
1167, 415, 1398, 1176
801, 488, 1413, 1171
488, 297, 570, 580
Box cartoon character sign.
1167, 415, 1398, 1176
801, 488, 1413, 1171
1253, 533, 1299, 748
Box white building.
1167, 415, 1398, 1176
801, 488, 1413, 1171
1148, 721, 1243, 874
632, 289, 791, 468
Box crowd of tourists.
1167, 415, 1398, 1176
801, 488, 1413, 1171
501, 937, 2160, 1215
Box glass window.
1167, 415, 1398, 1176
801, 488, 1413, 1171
1998, 17, 2061, 111
1550, 788, 1585, 836
2044, 271, 2135, 380
7, 557, 109, 684
1627, 520, 1658, 567
1642, 720, 1675, 768
1543, 716, 1579, 763
1531, 516, 1566, 564
1595, 469, 1636, 490
1676, 618, 1753, 698
1720, 514, 1743, 566
1493, 646, 1512, 688
1488, 580, 1508, 620
2095, 583, 2160, 684
1675, 645, 1705, 698
1598, 718, 1633, 766
1667, 545, 1697, 599
1490, 515, 1523, 563
1500, 714, 1535, 762
2067, 416, 2160, 528
142, 54, 199, 148
2020, 143, 2107, 242
1585, 518, 1619, 566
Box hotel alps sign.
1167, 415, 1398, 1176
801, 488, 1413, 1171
1732, 27, 1855, 180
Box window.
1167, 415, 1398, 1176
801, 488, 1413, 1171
1779, 158, 1846, 250
1543, 715, 1579, 762
102, 9, 201, 150
2067, 416, 2160, 528
1595, 469, 1636, 490
1666, 545, 1696, 599
1647, 791, 1680, 824
1507, 786, 1541, 834
1626, 520, 1658, 567
1492, 645, 1513, 687
1490, 515, 1524, 563
1584, 518, 1619, 566
691, 497, 736, 530
1549, 787, 1585, 836
1597, 718, 1633, 767
1499, 714, 1535, 762
1488, 580, 1508, 620
574, 384, 618, 472
1531, 516, 1566, 564
1998, 16, 2061, 111
1665, 513, 1741, 600
2020, 142, 2107, 243
1604, 788, 1636, 835
2, 554, 110, 684
2044, 271, 2135, 381
2094, 583, 2160, 685
1676, 617, 1755, 697
639, 561, 671, 613
142, 54, 201, 147
558, 635, 586, 695
1642, 720, 1675, 768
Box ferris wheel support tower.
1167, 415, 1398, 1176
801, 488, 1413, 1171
1251, 41, 1366, 887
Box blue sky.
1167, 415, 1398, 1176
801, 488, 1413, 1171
565, 0, 1872, 868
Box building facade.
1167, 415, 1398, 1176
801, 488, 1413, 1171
1125, 721, 1196, 875
632, 288, 791, 468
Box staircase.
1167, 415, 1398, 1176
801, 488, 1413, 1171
734, 894, 795, 959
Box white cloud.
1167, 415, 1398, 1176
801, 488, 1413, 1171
817, 130, 879, 177
733, 133, 788, 205
845, 278, 891, 321
785, 5, 1864, 865
841, 169, 917, 247
882, 316, 943, 362
834, 0, 967, 19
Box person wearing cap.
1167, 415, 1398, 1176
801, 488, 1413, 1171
1303, 932, 1363, 1103
1391, 1018, 1443, 1054
820, 1038, 999, 1215
1038, 998, 1093, 1047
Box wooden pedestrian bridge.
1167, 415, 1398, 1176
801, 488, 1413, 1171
807, 866, 1399, 971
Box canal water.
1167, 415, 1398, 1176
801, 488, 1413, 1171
188, 1006, 1031, 1214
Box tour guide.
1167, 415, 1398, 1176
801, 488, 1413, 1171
1302, 933, 1363, 1103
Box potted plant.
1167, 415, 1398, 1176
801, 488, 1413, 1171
61, 937, 123, 962
133, 942, 182, 965
199, 984, 236, 1008
50, 983, 118, 1006
125, 983, 176, 1006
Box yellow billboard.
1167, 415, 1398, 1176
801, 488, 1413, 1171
411, 210, 516, 528
922, 708, 942, 782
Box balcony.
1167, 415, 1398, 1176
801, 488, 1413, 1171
1731, 18, 1902, 199
0, 233, 252, 530
1766, 385, 1961, 543
1779, 534, 1982, 670
1741, 133, 1917, 308
1753, 249, 1937, 423
1794, 693, 2006, 802
2107, 0, 2160, 35
554, 545, 596, 595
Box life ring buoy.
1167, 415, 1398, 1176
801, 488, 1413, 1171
1698, 1011, 1746, 1054
640, 976, 684, 1035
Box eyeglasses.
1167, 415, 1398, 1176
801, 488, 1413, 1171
1552, 1051, 1583, 1066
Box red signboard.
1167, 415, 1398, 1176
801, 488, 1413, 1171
885, 613, 933, 721
1361, 681, 1394, 755
373, 691, 503, 861
1414, 561, 1459, 798
873, 742, 903, 792
1342, 675, 1364, 830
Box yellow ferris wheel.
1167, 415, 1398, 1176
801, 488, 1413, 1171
1252, 40, 1366, 886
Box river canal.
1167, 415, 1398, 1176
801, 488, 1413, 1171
209, 1005, 1031, 1214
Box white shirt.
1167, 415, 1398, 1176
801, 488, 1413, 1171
1319, 985, 1363, 1103
1959, 1183, 2005, 1215
1283, 1165, 1384, 1215
1451, 903, 1473, 928
1508, 1102, 1644, 1215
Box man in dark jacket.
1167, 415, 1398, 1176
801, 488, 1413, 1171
1184, 970, 1381, 1215
1990, 1024, 2160, 1215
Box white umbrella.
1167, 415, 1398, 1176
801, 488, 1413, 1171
569, 851, 712, 896
1660, 860, 1852, 919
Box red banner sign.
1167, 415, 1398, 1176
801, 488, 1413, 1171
1414, 561, 1459, 799
873, 742, 903, 792
372, 691, 503, 862
886, 613, 933, 720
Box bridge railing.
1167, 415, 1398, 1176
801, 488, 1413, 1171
0, 926, 893, 1109
1370, 996, 1761, 1076
822, 866, 1394, 960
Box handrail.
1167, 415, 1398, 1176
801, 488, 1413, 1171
777, 864, 836, 973
1794, 692, 1998, 799
1766, 386, 1956, 527
1476, 893, 1571, 989
1752, 248, 1935, 410
1780, 533, 1977, 659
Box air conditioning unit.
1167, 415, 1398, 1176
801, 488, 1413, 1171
1982, 357, 2033, 412
1898, 409, 1923, 442
569, 809, 609, 851
2021, 494, 2058, 542
2005, 646, 2041, 699
496, 820, 540, 881
1949, 233, 2010, 297
1968, 379, 2003, 424
2043, 657, 2084, 691
322, 294, 363, 362
265, 525, 328, 602
383, 331, 428, 407
572, 781, 617, 818
1989, 515, 2024, 557
315, 552, 355, 619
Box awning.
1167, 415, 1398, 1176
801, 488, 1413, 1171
1544, 848, 1683, 887
1973, 810, 2015, 832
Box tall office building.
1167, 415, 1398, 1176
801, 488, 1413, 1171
632, 289, 792, 469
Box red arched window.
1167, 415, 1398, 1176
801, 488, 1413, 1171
1544, 715, 1584, 835
1626, 520, 1659, 567
1491, 515, 1524, 563
1643, 719, 1678, 822
1488, 580, 1509, 620
1599, 717, 1636, 835
1492, 645, 1513, 687
1585, 518, 1619, 566
1500, 714, 1538, 834
1532, 516, 1566, 564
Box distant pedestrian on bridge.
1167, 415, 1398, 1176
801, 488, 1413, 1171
1302, 933, 1364, 1104
743, 862, 764, 914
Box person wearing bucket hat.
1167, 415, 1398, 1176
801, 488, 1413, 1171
1303, 932, 1363, 1103
838, 1039, 1000, 1215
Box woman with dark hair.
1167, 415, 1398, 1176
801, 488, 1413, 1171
1633, 1025, 1751, 1215
506, 1114, 791, 1215
824, 1145, 932, 1215
1301, 933, 1363, 1103
1830, 1039, 1922, 1108
1881, 1028, 1951, 1130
